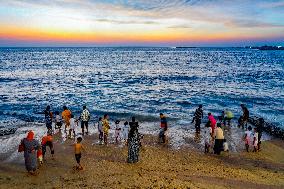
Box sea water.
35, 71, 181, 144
0, 47, 283, 157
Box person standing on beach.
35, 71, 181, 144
114, 120, 121, 144
44, 105, 53, 133
159, 113, 168, 144
257, 118, 264, 151
19, 131, 40, 175
102, 114, 110, 145
80, 105, 90, 135
244, 126, 252, 152
122, 121, 129, 145
62, 106, 72, 133
213, 123, 224, 155
252, 127, 259, 152
128, 117, 140, 163
41, 131, 54, 160
240, 104, 249, 129
192, 105, 203, 133
224, 110, 234, 126
54, 111, 62, 131
97, 117, 103, 144
74, 137, 85, 170
208, 113, 217, 136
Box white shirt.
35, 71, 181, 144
56, 115, 61, 122
245, 131, 252, 140
70, 118, 76, 129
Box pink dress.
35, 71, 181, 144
208, 115, 217, 134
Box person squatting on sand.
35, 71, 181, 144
192, 105, 203, 133
62, 106, 72, 133
74, 137, 85, 170
19, 131, 40, 175
80, 105, 90, 135
44, 105, 53, 133
41, 131, 54, 160
213, 123, 224, 155
159, 113, 168, 144
103, 114, 110, 145
128, 117, 140, 163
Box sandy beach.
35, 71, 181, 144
0, 131, 283, 189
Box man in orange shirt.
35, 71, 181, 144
62, 106, 72, 133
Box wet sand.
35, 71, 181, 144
0, 132, 283, 189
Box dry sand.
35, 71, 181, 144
0, 133, 283, 189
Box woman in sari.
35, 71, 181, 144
21, 131, 40, 175
127, 117, 140, 163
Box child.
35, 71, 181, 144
114, 120, 121, 144
97, 117, 103, 144
122, 121, 129, 145
55, 111, 62, 130
74, 137, 85, 170
252, 127, 259, 152
244, 126, 252, 152
37, 149, 43, 166
204, 124, 212, 153
69, 114, 76, 139
102, 114, 110, 145
223, 139, 229, 152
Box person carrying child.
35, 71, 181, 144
74, 137, 85, 170
41, 131, 54, 160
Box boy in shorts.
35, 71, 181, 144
74, 137, 85, 170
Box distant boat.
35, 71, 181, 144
175, 47, 197, 49
246, 45, 284, 50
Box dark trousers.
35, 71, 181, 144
195, 119, 201, 133
81, 121, 89, 134
42, 142, 54, 158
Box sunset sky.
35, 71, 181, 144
0, 0, 283, 47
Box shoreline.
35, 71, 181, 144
0, 130, 283, 188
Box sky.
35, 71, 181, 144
0, 0, 283, 47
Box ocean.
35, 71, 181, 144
1, 47, 283, 126
0, 47, 283, 156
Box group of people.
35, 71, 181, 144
19, 103, 262, 175
192, 104, 262, 155
19, 105, 145, 174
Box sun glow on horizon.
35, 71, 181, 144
0, 0, 283, 46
